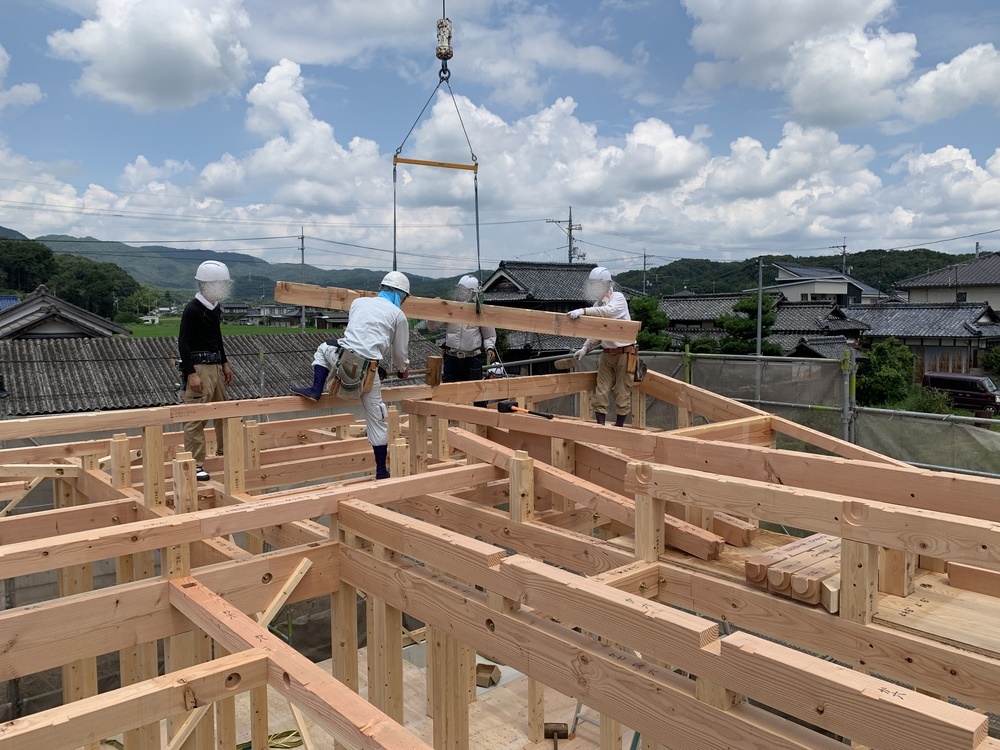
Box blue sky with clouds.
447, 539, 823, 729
1, 0, 999, 277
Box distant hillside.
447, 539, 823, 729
0, 225, 28, 240
34, 235, 468, 300
615, 248, 975, 297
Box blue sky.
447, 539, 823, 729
1, 0, 999, 278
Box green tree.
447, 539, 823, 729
629, 295, 671, 351
856, 338, 916, 406
982, 346, 1000, 379
716, 294, 782, 355
46, 255, 140, 318
0, 239, 56, 293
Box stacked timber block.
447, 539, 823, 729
745, 534, 841, 613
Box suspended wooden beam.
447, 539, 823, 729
273, 282, 642, 340
394, 155, 478, 172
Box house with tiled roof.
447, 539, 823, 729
481, 261, 598, 310
0, 285, 131, 340
0, 295, 20, 311
0, 331, 440, 417
896, 252, 1000, 309
842, 301, 1000, 376
761, 262, 884, 305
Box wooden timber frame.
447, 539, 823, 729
2, 295, 1000, 748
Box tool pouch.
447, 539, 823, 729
628, 351, 647, 382
331, 348, 373, 401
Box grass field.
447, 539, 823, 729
128, 318, 329, 338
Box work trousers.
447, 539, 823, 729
183, 363, 228, 464
592, 350, 633, 417
443, 353, 487, 408
362, 373, 389, 447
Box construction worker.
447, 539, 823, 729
179, 260, 235, 481
568, 266, 636, 427
426, 275, 496, 407
290, 272, 410, 480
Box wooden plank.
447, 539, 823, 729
767, 537, 841, 596
0, 650, 269, 750
0, 462, 502, 579
669, 415, 774, 445
168, 578, 436, 750
712, 512, 759, 548
275, 281, 641, 340
451, 428, 724, 561
0, 464, 79, 479
948, 562, 1000, 598
790, 553, 842, 606
0, 498, 142, 544
626, 461, 1000, 570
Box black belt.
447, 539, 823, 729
446, 348, 481, 359
190, 351, 223, 365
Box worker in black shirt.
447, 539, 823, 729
178, 260, 234, 481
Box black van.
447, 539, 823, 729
921, 372, 1000, 414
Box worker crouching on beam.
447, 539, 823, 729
290, 271, 411, 480
568, 266, 637, 427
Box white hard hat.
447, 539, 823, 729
195, 260, 231, 282
380, 271, 410, 296
588, 266, 612, 283
458, 275, 479, 291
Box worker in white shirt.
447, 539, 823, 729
290, 271, 411, 479
426, 275, 496, 407
567, 266, 636, 427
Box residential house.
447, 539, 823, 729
762, 262, 884, 305
0, 331, 440, 417
896, 252, 1000, 309
842, 301, 1000, 376
0, 285, 131, 340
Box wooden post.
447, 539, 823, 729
389, 437, 409, 479
164, 452, 215, 750
431, 417, 449, 462
110, 434, 161, 750
579, 389, 592, 422
631, 389, 647, 429
330, 520, 359, 750
430, 627, 470, 750
387, 406, 401, 443
426, 355, 443, 387
550, 437, 576, 512
634, 494, 665, 564
55, 472, 99, 750
841, 539, 879, 625
410, 414, 428, 475
367, 542, 404, 722
880, 548, 917, 597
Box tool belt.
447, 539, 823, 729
602, 345, 636, 355
190, 351, 223, 365
445, 348, 481, 359
330, 348, 377, 400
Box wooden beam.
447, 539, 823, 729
0, 463, 502, 579
0, 649, 269, 750
274, 282, 641, 340
625, 461, 1000, 570
168, 578, 435, 750
450, 428, 724, 560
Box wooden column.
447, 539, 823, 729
431, 417, 449, 462
330, 519, 359, 750
550, 437, 576, 512
164, 452, 215, 750
110, 434, 160, 750
429, 626, 470, 750
367, 542, 404, 722
242, 420, 270, 750
879, 548, 917, 597
631, 389, 647, 429
635, 493, 666, 750
410, 414, 428, 475
387, 406, 401, 443
841, 539, 879, 625
55, 471, 99, 750
579, 389, 592, 421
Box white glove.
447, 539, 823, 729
574, 347, 587, 360
567, 309, 584, 320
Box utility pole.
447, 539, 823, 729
300, 227, 306, 333
546, 207, 583, 263
831, 238, 848, 274
643, 249, 647, 293
755, 256, 763, 405
976, 241, 981, 258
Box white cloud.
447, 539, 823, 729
898, 43, 1000, 124
682, 0, 1000, 130
0, 45, 44, 115
47, 0, 250, 112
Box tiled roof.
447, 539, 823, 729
0, 332, 439, 417
897, 253, 1000, 288
772, 262, 881, 296
658, 293, 748, 322
0, 295, 19, 311
0, 286, 131, 339
773, 302, 868, 334
841, 302, 1000, 338
482, 261, 597, 303
788, 335, 855, 360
